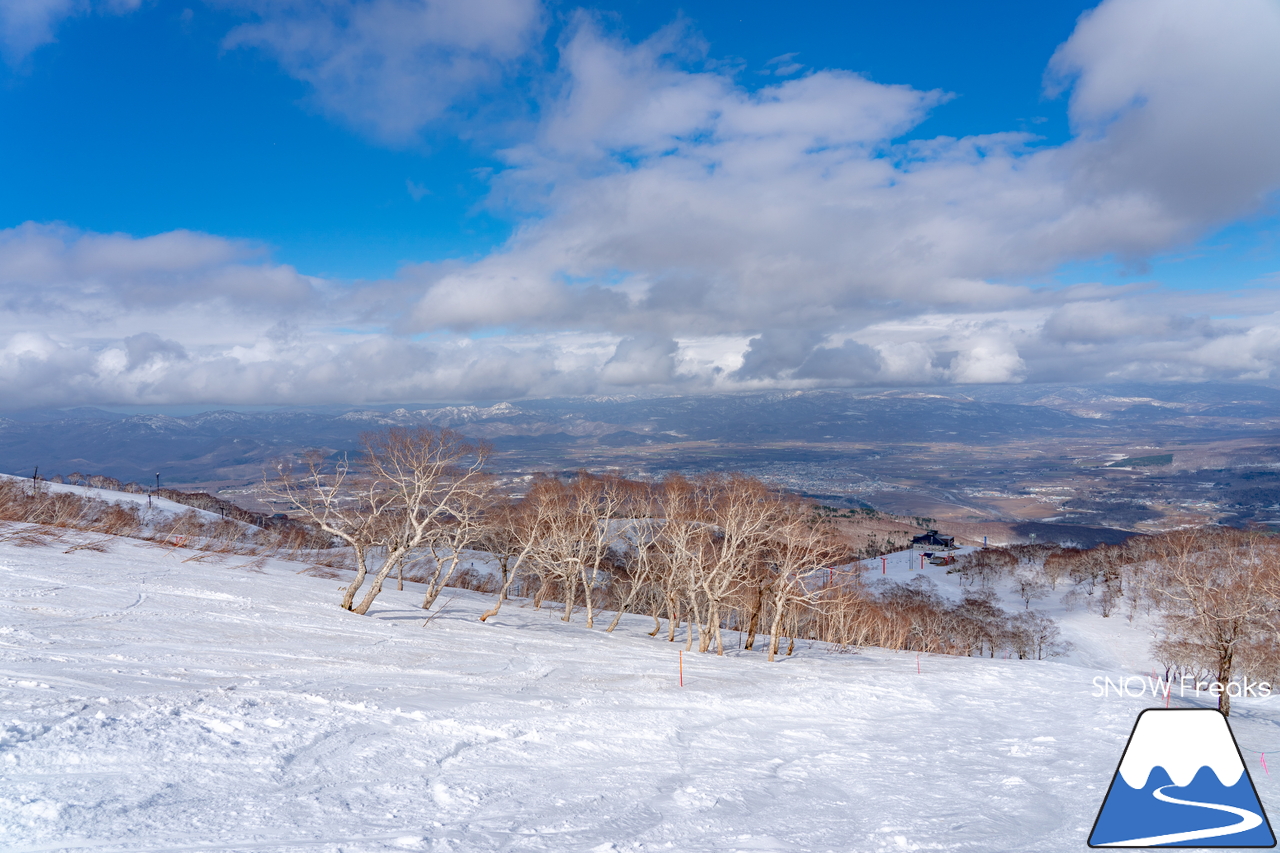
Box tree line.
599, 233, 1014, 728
949, 532, 1280, 715
270, 426, 1071, 663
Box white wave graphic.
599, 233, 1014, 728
1096, 783, 1263, 847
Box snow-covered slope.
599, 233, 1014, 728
3, 530, 1279, 852
860, 547, 1162, 673
0, 473, 228, 524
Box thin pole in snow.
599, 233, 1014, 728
679, 651, 684, 687
1264, 754, 1270, 776
916, 653, 920, 674
881, 556, 886, 575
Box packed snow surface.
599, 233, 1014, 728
4, 529, 1280, 852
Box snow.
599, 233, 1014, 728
3, 528, 1280, 852
0, 473, 229, 525
858, 547, 1161, 673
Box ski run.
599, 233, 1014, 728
4, 519, 1280, 852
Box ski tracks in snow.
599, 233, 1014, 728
1, 534, 1276, 851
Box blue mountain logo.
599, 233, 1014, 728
1090, 708, 1276, 847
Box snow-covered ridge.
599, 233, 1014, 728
1118, 710, 1245, 789
0, 473, 224, 524
336, 402, 524, 427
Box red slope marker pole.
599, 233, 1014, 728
881, 556, 887, 575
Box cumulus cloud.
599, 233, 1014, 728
0, 221, 646, 405
8, 0, 1280, 408
222, 0, 545, 142
402, 1, 1280, 390
733, 330, 828, 381
0, 223, 321, 333
599, 334, 678, 386
0, 326, 633, 407
1048, 0, 1280, 225
793, 339, 883, 383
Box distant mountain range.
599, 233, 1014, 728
3, 382, 1279, 489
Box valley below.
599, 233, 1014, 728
3, 381, 1279, 542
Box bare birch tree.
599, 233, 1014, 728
414, 471, 495, 610
698, 475, 778, 655
478, 487, 563, 622
570, 473, 634, 629
471, 499, 525, 602
655, 474, 715, 650
524, 477, 588, 621
606, 515, 666, 633
1140, 528, 1280, 716
761, 501, 848, 661
267, 427, 490, 615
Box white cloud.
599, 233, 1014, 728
949, 339, 1027, 385
763, 52, 803, 77
1048, 0, 1280, 224
5, 0, 544, 141
0, 0, 139, 64
0, 0, 78, 62
222, 0, 545, 142
0, 222, 322, 343
401, 1, 1280, 389
599, 334, 678, 386
8, 0, 1280, 407
0, 327, 632, 407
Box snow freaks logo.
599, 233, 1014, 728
1092, 675, 1273, 701
1088, 709, 1276, 848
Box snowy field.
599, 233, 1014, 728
4, 528, 1280, 852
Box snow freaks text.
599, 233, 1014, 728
1092, 675, 1273, 700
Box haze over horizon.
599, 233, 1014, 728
3, 0, 1280, 409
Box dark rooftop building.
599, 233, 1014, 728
911, 530, 956, 551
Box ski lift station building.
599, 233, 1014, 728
911, 530, 956, 552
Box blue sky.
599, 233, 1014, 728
2, 0, 1100, 278
1, 0, 1279, 407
